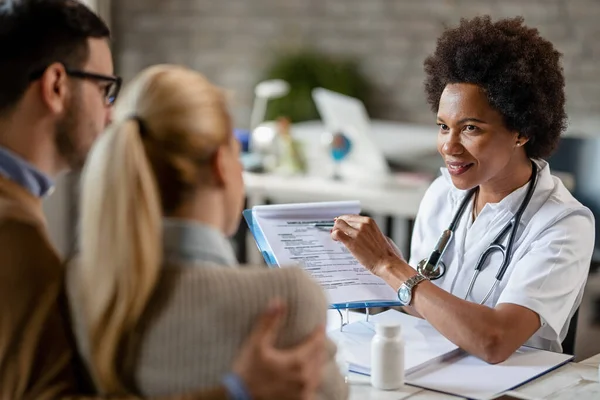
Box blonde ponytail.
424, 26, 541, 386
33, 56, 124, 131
78, 118, 162, 394
76, 64, 233, 393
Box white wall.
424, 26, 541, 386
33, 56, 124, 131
80, 1, 111, 24
79, 0, 97, 10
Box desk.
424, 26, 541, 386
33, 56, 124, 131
243, 171, 428, 217
327, 311, 600, 399
345, 359, 599, 399
243, 170, 575, 215
243, 171, 429, 264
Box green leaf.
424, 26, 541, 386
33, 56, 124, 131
261, 49, 375, 123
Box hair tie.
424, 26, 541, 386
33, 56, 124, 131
131, 115, 149, 138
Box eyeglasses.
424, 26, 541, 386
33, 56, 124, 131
65, 69, 122, 106
29, 66, 123, 106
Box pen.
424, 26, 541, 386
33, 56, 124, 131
312, 221, 335, 228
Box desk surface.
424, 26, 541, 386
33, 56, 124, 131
243, 171, 429, 218
327, 311, 600, 400
243, 170, 575, 219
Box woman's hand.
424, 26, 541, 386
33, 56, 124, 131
331, 215, 403, 276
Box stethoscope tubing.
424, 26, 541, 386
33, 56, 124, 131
418, 161, 539, 304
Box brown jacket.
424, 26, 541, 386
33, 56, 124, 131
0, 176, 226, 400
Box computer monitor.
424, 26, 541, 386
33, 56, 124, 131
548, 136, 600, 259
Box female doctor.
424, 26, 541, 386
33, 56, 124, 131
332, 16, 595, 364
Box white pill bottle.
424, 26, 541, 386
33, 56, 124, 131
370, 322, 405, 390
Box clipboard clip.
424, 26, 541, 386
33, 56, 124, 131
336, 307, 371, 331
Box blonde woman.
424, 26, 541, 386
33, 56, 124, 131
67, 65, 348, 399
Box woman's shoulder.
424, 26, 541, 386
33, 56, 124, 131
520, 176, 595, 251
170, 263, 322, 290
154, 264, 329, 349
535, 165, 595, 229
162, 264, 328, 318
544, 187, 593, 218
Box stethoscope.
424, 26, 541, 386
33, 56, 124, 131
417, 161, 538, 304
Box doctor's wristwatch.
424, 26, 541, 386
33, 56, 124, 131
397, 273, 429, 306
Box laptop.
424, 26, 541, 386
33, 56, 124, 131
312, 88, 391, 183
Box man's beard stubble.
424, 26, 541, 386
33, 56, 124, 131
55, 97, 87, 171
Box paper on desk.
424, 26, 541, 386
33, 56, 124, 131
252, 201, 399, 305
329, 310, 573, 400
328, 310, 461, 375
406, 346, 573, 400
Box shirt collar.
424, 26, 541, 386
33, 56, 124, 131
0, 146, 54, 198
162, 218, 238, 267
441, 159, 555, 217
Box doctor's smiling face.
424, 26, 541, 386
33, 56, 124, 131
436, 83, 528, 191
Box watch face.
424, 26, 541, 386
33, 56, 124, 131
398, 286, 411, 305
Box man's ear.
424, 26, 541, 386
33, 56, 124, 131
211, 146, 227, 187
39, 63, 69, 115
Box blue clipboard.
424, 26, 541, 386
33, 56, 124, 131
242, 209, 278, 268
243, 209, 402, 310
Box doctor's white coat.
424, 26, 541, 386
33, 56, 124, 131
408, 159, 595, 353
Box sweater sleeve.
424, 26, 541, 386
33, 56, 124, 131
223, 265, 349, 400
68, 260, 348, 399
278, 267, 349, 400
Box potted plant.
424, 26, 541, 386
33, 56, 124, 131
260, 49, 375, 123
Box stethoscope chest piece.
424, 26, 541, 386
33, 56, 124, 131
417, 258, 446, 280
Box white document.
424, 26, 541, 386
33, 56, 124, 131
407, 346, 572, 400
328, 309, 461, 376
328, 310, 573, 400
251, 201, 399, 306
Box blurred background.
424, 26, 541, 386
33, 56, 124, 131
111, 0, 598, 129
45, 0, 599, 359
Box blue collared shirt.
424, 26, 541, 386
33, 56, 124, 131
0, 146, 53, 197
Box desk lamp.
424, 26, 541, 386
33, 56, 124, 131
249, 79, 290, 130
249, 79, 290, 155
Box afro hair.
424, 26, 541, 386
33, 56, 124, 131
424, 16, 566, 159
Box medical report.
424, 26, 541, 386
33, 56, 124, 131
247, 201, 399, 306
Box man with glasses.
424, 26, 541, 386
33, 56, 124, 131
0, 1, 326, 399
29, 66, 123, 107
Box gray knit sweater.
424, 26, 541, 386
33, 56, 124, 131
67, 219, 348, 399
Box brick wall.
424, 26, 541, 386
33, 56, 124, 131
112, 0, 600, 129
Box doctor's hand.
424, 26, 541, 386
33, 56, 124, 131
331, 215, 404, 276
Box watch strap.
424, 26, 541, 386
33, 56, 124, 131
404, 273, 428, 290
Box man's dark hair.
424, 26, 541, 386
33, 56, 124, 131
424, 16, 567, 159
0, 0, 110, 114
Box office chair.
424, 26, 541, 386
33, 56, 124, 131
562, 309, 579, 355
549, 136, 600, 356
548, 136, 600, 260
